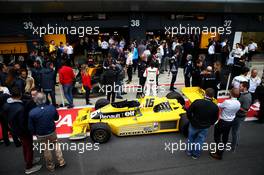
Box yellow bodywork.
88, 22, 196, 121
70, 96, 186, 139
181, 87, 218, 104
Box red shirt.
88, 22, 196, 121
81, 72, 92, 89
59, 66, 75, 85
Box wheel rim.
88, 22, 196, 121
94, 129, 107, 142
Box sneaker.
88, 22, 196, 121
59, 161, 66, 168
116, 96, 123, 99
32, 157, 41, 165
191, 155, 199, 160
25, 165, 42, 174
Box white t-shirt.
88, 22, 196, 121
218, 98, 241, 122
232, 75, 249, 88
233, 48, 243, 58
208, 45, 215, 55
142, 50, 151, 61
248, 42, 257, 51
0, 87, 10, 95
126, 53, 133, 66
66, 45, 73, 55
249, 76, 261, 93
158, 45, 164, 56
143, 67, 159, 84
101, 41, 109, 50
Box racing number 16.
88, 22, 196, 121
145, 98, 154, 107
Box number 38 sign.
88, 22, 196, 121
130, 19, 140, 27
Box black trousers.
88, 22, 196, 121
44, 90, 56, 106
132, 59, 138, 73
127, 66, 133, 82
106, 85, 115, 103
184, 75, 191, 87
214, 119, 233, 157
0, 114, 21, 146
83, 86, 91, 105
170, 72, 177, 90
248, 51, 256, 61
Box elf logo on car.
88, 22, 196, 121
91, 110, 100, 119
125, 111, 135, 117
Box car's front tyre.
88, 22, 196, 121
90, 123, 111, 143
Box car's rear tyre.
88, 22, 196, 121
166, 91, 185, 106
95, 98, 110, 110
90, 123, 111, 143
179, 114, 189, 137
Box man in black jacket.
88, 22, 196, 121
40, 62, 56, 106
0, 88, 20, 146
101, 65, 118, 103
186, 88, 219, 159
2, 87, 42, 174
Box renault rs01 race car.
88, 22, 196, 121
69, 93, 188, 143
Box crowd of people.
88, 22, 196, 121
0, 34, 264, 173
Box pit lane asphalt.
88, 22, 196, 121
1, 121, 264, 175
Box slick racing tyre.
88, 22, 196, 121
166, 91, 185, 107
90, 123, 111, 143
95, 98, 110, 110
179, 114, 189, 137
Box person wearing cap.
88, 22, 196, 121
210, 88, 241, 160
186, 88, 219, 159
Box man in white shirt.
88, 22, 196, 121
210, 88, 240, 160
248, 39, 258, 61
65, 42, 74, 65
232, 67, 250, 88
158, 42, 165, 57
207, 42, 215, 66
248, 68, 261, 102
143, 62, 159, 96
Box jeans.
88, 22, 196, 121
116, 80, 123, 97
231, 116, 245, 150
62, 84, 73, 106
187, 124, 209, 157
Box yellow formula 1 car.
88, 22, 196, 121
69, 94, 188, 143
